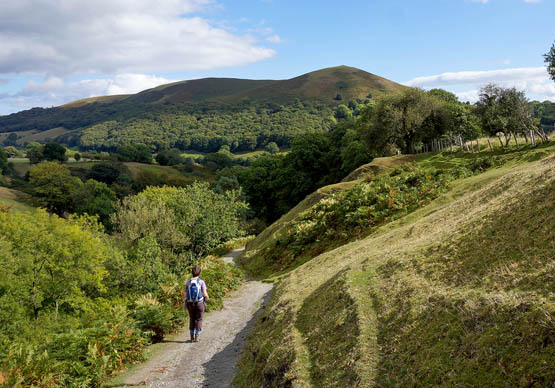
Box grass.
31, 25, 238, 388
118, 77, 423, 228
16, 127, 71, 145
124, 162, 182, 178
0, 187, 34, 212
180, 148, 290, 161
235, 142, 555, 387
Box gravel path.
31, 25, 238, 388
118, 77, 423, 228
115, 249, 272, 388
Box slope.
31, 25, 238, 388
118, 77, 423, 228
235, 145, 555, 387
238, 65, 405, 105
0, 66, 404, 146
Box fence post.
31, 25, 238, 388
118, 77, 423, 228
497, 134, 504, 148
487, 139, 493, 152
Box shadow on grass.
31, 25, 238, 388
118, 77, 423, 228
295, 269, 361, 387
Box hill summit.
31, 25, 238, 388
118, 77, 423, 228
0, 66, 405, 152
62, 65, 404, 108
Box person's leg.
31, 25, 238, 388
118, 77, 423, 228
186, 303, 195, 342
194, 302, 204, 341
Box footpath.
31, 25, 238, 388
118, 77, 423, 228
110, 248, 272, 388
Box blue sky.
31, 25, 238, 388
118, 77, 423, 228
0, 0, 553, 115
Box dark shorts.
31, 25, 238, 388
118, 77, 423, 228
186, 301, 205, 332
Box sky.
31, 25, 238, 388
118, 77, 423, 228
0, 0, 554, 115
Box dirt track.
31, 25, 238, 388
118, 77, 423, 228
114, 249, 272, 388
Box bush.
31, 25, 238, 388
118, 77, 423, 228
156, 148, 184, 166
112, 183, 248, 259
210, 236, 256, 256
0, 305, 148, 388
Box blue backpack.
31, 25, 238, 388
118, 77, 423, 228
187, 278, 204, 303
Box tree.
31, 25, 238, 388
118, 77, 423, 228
29, 162, 82, 214
334, 104, 353, 120
340, 129, 373, 173
42, 142, 67, 162
203, 148, 234, 170
74, 179, 117, 229
3, 133, 18, 147
239, 154, 284, 222
117, 144, 152, 163
239, 133, 342, 222
3, 146, 22, 158
359, 88, 444, 154
264, 142, 280, 154
544, 40, 555, 82
112, 183, 248, 260
0, 148, 8, 175
87, 161, 132, 186
156, 148, 184, 166
25, 142, 44, 164
475, 84, 535, 144
0, 209, 109, 319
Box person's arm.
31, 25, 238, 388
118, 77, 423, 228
202, 281, 209, 301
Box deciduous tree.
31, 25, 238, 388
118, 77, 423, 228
29, 161, 82, 214
112, 183, 248, 261
544, 40, 555, 82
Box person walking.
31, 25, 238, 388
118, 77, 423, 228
185, 266, 209, 342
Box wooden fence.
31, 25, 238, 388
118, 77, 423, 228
415, 129, 552, 154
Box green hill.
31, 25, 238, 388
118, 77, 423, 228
0, 66, 404, 152
235, 143, 555, 387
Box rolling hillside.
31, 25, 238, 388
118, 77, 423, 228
235, 144, 555, 387
0, 66, 404, 152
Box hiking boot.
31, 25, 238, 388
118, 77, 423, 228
190, 333, 195, 343
194, 334, 200, 342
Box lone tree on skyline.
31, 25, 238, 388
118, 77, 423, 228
545, 40, 555, 82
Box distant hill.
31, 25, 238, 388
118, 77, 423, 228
0, 66, 405, 152
63, 66, 404, 107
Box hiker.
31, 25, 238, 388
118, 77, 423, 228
185, 265, 210, 342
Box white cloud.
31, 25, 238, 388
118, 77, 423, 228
405, 67, 555, 102
0, 0, 275, 76
0, 74, 176, 113
266, 35, 284, 43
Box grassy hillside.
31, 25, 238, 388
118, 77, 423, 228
0, 187, 34, 212
128, 78, 276, 104
235, 144, 555, 387
0, 66, 404, 152
238, 66, 404, 104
